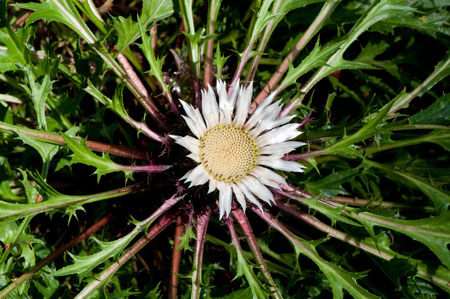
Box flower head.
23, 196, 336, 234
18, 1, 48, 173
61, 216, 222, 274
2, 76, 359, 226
171, 81, 305, 218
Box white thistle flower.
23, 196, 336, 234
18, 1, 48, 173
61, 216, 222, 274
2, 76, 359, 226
171, 81, 305, 219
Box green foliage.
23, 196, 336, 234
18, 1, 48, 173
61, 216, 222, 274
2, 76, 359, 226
16, 0, 97, 44
364, 159, 450, 213
177, 225, 196, 252
0, 172, 141, 222
0, 27, 31, 71
52, 237, 132, 277
322, 99, 395, 156
410, 93, 450, 125
61, 133, 133, 182
21, 69, 53, 130
233, 243, 268, 298
286, 228, 378, 299
280, 40, 344, 91
114, 0, 174, 53
349, 208, 450, 268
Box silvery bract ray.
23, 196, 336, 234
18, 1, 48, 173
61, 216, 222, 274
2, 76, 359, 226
171, 81, 305, 218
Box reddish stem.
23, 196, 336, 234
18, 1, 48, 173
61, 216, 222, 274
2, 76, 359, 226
232, 209, 281, 299
0, 213, 115, 297
193, 76, 202, 109
169, 216, 185, 299
327, 196, 435, 211
117, 53, 168, 131
76, 212, 180, 298
275, 187, 339, 211
228, 46, 252, 96
283, 149, 325, 161
150, 26, 158, 57
191, 209, 211, 299
279, 183, 315, 198
120, 164, 172, 173
12, 11, 31, 29
275, 199, 393, 260
0, 121, 149, 160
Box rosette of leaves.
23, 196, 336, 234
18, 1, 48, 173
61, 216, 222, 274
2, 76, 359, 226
0, 0, 449, 298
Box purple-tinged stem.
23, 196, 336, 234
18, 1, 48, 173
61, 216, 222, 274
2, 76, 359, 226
283, 150, 325, 161
0, 121, 149, 160
232, 209, 282, 299
76, 212, 180, 299
141, 194, 185, 226
150, 26, 159, 57
193, 77, 202, 109
120, 164, 172, 173
253, 0, 339, 108
283, 149, 325, 161
191, 209, 212, 299
125, 116, 169, 144
279, 183, 314, 198
275, 187, 338, 210
278, 183, 433, 211
298, 110, 313, 128
250, 206, 309, 252
170, 216, 185, 299
275, 199, 392, 260
0, 213, 115, 298
12, 10, 31, 29
327, 196, 435, 212
228, 46, 252, 96
117, 53, 168, 131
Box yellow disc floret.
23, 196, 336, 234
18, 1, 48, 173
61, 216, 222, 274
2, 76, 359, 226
199, 125, 258, 182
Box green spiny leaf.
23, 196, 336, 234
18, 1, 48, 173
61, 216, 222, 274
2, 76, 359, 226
304, 168, 359, 198
84, 80, 112, 107
0, 0, 31, 70
113, 16, 139, 54
279, 40, 344, 90
16, 131, 59, 167
113, 0, 174, 53
138, 18, 171, 100
410, 93, 450, 126
18, 170, 38, 204
247, 0, 277, 46
364, 159, 450, 214
233, 239, 269, 298
52, 236, 132, 277
377, 9, 450, 38
0, 176, 143, 222
176, 225, 196, 252
0, 27, 31, 71
290, 236, 377, 299
323, 99, 395, 156
214, 42, 228, 80
304, 0, 416, 91
61, 132, 132, 182
21, 67, 53, 130
32, 275, 59, 299
16, 0, 97, 44
348, 208, 450, 268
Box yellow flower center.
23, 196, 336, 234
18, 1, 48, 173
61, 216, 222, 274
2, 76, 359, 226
199, 125, 258, 182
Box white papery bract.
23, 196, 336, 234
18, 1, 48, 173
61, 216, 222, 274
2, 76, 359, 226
171, 81, 305, 218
